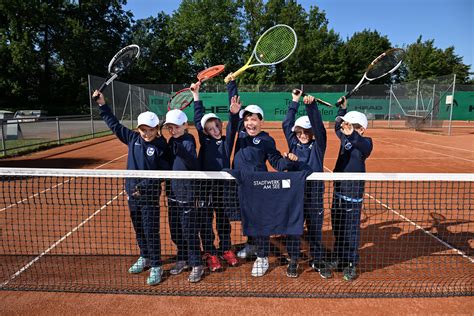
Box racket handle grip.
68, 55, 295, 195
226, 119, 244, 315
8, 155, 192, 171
292, 89, 306, 97
225, 67, 245, 83
336, 92, 352, 106
292, 89, 334, 108
92, 82, 108, 101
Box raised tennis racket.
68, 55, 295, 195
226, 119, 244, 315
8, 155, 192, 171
224, 24, 297, 83
93, 44, 140, 101
292, 89, 334, 108
336, 48, 405, 106
168, 65, 225, 110
167, 88, 194, 111
190, 64, 225, 91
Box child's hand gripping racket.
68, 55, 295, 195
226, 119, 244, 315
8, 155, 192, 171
292, 89, 334, 108
92, 44, 140, 101
225, 24, 297, 83
168, 65, 225, 111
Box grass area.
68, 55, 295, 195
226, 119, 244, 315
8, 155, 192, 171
0, 130, 112, 158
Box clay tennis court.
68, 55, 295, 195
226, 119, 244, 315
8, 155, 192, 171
1, 123, 473, 314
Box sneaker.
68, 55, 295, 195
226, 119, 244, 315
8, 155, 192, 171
128, 257, 150, 274
286, 259, 299, 278
311, 260, 333, 279
327, 259, 342, 272
251, 257, 269, 277
342, 263, 357, 281
170, 260, 189, 275
146, 267, 163, 286
188, 265, 204, 283
204, 253, 223, 272
221, 250, 239, 267
237, 244, 258, 259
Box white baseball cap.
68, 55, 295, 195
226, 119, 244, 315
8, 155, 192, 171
164, 109, 188, 125
239, 104, 264, 120
336, 111, 368, 129
137, 111, 160, 128
292, 116, 312, 132
200, 113, 221, 129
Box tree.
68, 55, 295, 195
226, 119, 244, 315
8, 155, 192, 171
338, 29, 392, 84
405, 36, 470, 83
163, 0, 244, 84
0, 0, 133, 114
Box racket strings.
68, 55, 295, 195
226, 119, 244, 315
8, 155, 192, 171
366, 49, 404, 80
169, 89, 193, 110
255, 26, 296, 64
109, 48, 140, 74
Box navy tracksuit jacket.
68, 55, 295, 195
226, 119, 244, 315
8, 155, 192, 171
99, 104, 169, 267
282, 100, 328, 260
332, 107, 373, 265
167, 133, 202, 267
194, 95, 239, 255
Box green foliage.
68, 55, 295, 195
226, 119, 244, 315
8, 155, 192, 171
0, 0, 470, 114
405, 36, 470, 83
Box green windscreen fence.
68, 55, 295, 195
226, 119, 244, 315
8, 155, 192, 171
149, 91, 473, 122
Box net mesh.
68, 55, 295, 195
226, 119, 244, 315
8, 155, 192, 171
255, 25, 297, 64
1, 168, 472, 297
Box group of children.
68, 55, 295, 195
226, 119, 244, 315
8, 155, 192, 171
92, 74, 372, 286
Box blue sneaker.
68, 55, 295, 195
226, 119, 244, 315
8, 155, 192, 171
128, 257, 150, 274
147, 267, 163, 286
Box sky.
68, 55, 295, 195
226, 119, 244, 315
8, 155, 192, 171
124, 0, 473, 74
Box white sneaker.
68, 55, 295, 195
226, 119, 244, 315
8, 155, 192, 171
237, 244, 258, 259
251, 257, 269, 277
188, 265, 204, 283
128, 257, 150, 274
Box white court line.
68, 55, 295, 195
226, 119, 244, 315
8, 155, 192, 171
409, 140, 474, 153
0, 191, 125, 288
377, 139, 474, 163
0, 153, 128, 286
363, 193, 473, 263
0, 154, 127, 213
325, 157, 452, 160
322, 164, 473, 263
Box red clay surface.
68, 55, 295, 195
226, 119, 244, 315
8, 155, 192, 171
1, 124, 473, 314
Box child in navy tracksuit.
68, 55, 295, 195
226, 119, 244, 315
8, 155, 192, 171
164, 109, 204, 283
191, 81, 241, 272
331, 97, 373, 281
93, 90, 169, 286
282, 90, 331, 278
226, 74, 298, 277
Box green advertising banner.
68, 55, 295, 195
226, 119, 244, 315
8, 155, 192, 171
149, 91, 473, 122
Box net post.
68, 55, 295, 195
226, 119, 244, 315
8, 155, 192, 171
430, 84, 435, 127
111, 80, 116, 116
1, 119, 6, 157
129, 84, 133, 129
88, 74, 95, 138
448, 74, 456, 135
56, 116, 61, 145
388, 84, 393, 128
415, 79, 420, 117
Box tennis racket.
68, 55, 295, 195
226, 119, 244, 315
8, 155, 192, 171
168, 65, 225, 110
190, 64, 225, 91
336, 48, 405, 106
167, 88, 194, 111
292, 89, 334, 108
224, 24, 297, 83
93, 44, 140, 101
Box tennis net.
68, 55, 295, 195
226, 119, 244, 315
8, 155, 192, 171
0, 168, 472, 297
